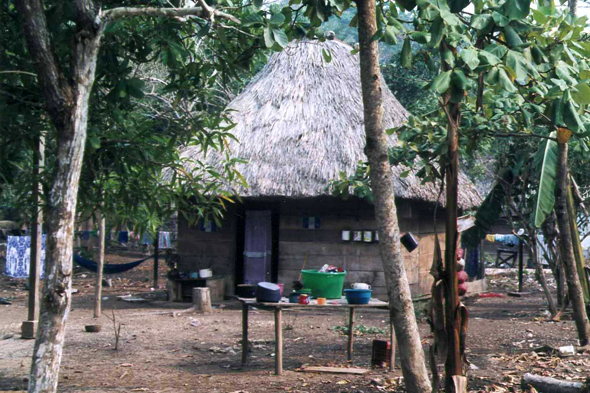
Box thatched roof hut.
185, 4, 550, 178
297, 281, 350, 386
178, 38, 481, 209
173, 38, 483, 300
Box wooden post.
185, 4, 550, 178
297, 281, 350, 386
518, 240, 524, 292
153, 232, 159, 288
193, 287, 212, 313
274, 307, 283, 375
389, 317, 396, 372
94, 216, 106, 318
242, 303, 249, 365
22, 135, 45, 339
347, 307, 356, 362
479, 240, 485, 280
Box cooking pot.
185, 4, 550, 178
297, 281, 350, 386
256, 282, 281, 303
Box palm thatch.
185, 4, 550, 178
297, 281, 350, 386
178, 39, 482, 209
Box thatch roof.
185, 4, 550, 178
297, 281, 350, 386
178, 39, 482, 209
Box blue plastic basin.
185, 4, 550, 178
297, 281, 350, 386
344, 289, 372, 304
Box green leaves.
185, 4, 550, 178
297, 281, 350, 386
503, 25, 524, 48
384, 26, 398, 45
502, 0, 530, 20
401, 38, 413, 68
471, 14, 494, 36
428, 17, 444, 48
448, 0, 470, 13
506, 50, 527, 81
430, 70, 452, 93
452, 69, 469, 90
498, 68, 517, 92
322, 48, 332, 63
572, 84, 590, 105
242, 13, 264, 27
533, 132, 558, 227
89, 136, 101, 149
563, 92, 586, 133
396, 0, 417, 11
461, 48, 480, 70
263, 27, 274, 48
272, 28, 289, 48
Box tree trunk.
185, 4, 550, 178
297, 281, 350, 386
18, 0, 105, 388
567, 185, 590, 303
569, 0, 577, 16
355, 1, 431, 391
440, 39, 463, 391
528, 237, 557, 315
555, 140, 590, 346
94, 216, 106, 318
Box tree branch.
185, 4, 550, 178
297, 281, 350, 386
16, 0, 74, 129
103, 5, 241, 24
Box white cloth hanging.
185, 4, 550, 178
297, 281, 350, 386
5, 235, 46, 278
158, 231, 171, 249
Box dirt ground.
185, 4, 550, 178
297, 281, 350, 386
1, 253, 589, 393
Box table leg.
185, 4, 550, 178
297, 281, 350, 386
241, 303, 249, 365
275, 307, 283, 375
176, 282, 182, 301
347, 307, 355, 362
389, 317, 396, 372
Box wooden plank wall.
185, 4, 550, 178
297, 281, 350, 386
276, 198, 447, 299
175, 197, 450, 300
176, 206, 238, 296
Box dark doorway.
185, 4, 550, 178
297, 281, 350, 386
235, 202, 280, 285
242, 210, 272, 284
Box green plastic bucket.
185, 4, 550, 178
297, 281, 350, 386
300, 270, 347, 299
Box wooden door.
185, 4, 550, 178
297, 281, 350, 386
243, 210, 273, 284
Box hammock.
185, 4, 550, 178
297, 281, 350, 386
73, 254, 154, 275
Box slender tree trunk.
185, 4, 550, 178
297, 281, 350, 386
567, 186, 590, 302
569, 0, 577, 16
94, 216, 106, 318
440, 39, 464, 392
355, 0, 431, 391
555, 140, 590, 346
528, 237, 557, 315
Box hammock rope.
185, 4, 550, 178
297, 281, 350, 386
73, 254, 154, 275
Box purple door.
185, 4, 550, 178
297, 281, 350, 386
243, 210, 273, 284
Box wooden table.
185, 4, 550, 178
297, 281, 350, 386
237, 297, 395, 375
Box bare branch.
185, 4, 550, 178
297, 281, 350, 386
0, 70, 38, 78
103, 5, 241, 24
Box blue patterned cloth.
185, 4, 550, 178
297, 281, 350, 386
4, 235, 46, 278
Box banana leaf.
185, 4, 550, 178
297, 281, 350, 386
532, 132, 558, 227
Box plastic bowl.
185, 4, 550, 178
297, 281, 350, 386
344, 289, 372, 305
